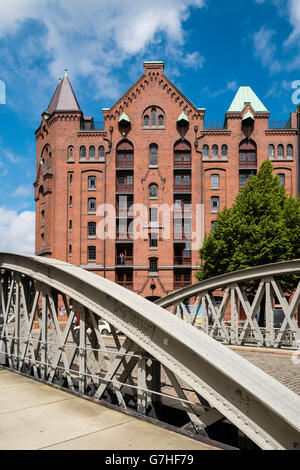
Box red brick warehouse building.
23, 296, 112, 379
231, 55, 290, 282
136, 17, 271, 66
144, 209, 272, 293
34, 61, 300, 301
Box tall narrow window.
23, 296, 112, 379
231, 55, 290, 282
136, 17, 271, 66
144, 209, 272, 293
69, 173, 73, 185
69, 245, 72, 256
88, 222, 96, 237
211, 174, 220, 189
151, 108, 157, 126
69, 195, 73, 208
69, 220, 72, 232
158, 115, 164, 126
211, 196, 219, 212
88, 176, 96, 190
212, 145, 218, 158
41, 233, 45, 248
88, 246, 96, 262
41, 210, 45, 226
149, 232, 158, 248
88, 198, 96, 213
203, 145, 209, 157
80, 146, 86, 159
149, 144, 158, 166
278, 173, 285, 186
149, 183, 158, 198
144, 115, 149, 127
278, 144, 284, 158
287, 144, 293, 158
149, 207, 158, 223
149, 258, 158, 273
68, 146, 74, 161
268, 144, 274, 157
221, 145, 228, 157
89, 146, 95, 160
99, 146, 105, 159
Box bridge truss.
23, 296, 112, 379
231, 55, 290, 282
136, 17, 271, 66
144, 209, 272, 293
157, 260, 300, 349
0, 253, 299, 450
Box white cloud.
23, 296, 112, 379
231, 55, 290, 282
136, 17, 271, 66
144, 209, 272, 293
285, 0, 300, 45
11, 185, 33, 198
253, 26, 281, 74
202, 81, 238, 99
0, 0, 206, 100
227, 81, 238, 91
0, 208, 35, 254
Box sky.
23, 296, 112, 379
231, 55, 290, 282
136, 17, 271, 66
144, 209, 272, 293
0, 0, 300, 253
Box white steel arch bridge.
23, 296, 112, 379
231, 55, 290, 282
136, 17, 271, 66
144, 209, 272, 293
0, 253, 299, 450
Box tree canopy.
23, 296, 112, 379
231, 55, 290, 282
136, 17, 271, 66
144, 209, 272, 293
196, 160, 300, 285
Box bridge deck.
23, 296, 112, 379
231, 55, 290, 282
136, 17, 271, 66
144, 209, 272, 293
0, 368, 218, 451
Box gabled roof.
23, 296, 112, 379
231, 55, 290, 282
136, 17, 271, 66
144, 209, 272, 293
228, 86, 268, 113
47, 73, 81, 114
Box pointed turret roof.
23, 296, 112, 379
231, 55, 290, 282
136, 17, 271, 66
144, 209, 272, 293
228, 86, 268, 113
47, 71, 81, 114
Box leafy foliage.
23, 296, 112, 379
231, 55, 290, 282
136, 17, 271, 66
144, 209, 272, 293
196, 160, 300, 290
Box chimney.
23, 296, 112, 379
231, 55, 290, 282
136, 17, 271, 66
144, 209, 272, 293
143, 61, 164, 75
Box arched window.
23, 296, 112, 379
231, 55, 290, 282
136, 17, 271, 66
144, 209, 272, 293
41, 144, 51, 165
174, 140, 191, 167
98, 146, 105, 159
268, 144, 275, 157
67, 146, 74, 161
149, 183, 158, 198
80, 146, 86, 159
116, 140, 134, 167
278, 144, 284, 158
287, 144, 293, 158
151, 108, 157, 126
239, 139, 257, 167
143, 106, 165, 128
212, 145, 218, 158
203, 145, 209, 157
221, 145, 228, 157
149, 144, 158, 166
89, 146, 95, 160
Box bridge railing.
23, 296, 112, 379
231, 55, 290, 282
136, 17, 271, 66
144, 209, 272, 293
156, 260, 300, 350
0, 253, 299, 450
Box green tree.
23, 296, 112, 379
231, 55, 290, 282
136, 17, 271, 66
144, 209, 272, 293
196, 160, 300, 284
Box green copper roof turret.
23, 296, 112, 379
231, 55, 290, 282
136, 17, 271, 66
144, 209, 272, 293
228, 86, 268, 113
119, 112, 130, 123
177, 111, 189, 123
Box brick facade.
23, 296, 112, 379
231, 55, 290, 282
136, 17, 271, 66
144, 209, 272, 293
34, 61, 300, 300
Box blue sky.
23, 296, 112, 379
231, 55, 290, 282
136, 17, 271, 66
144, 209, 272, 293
0, 0, 300, 252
